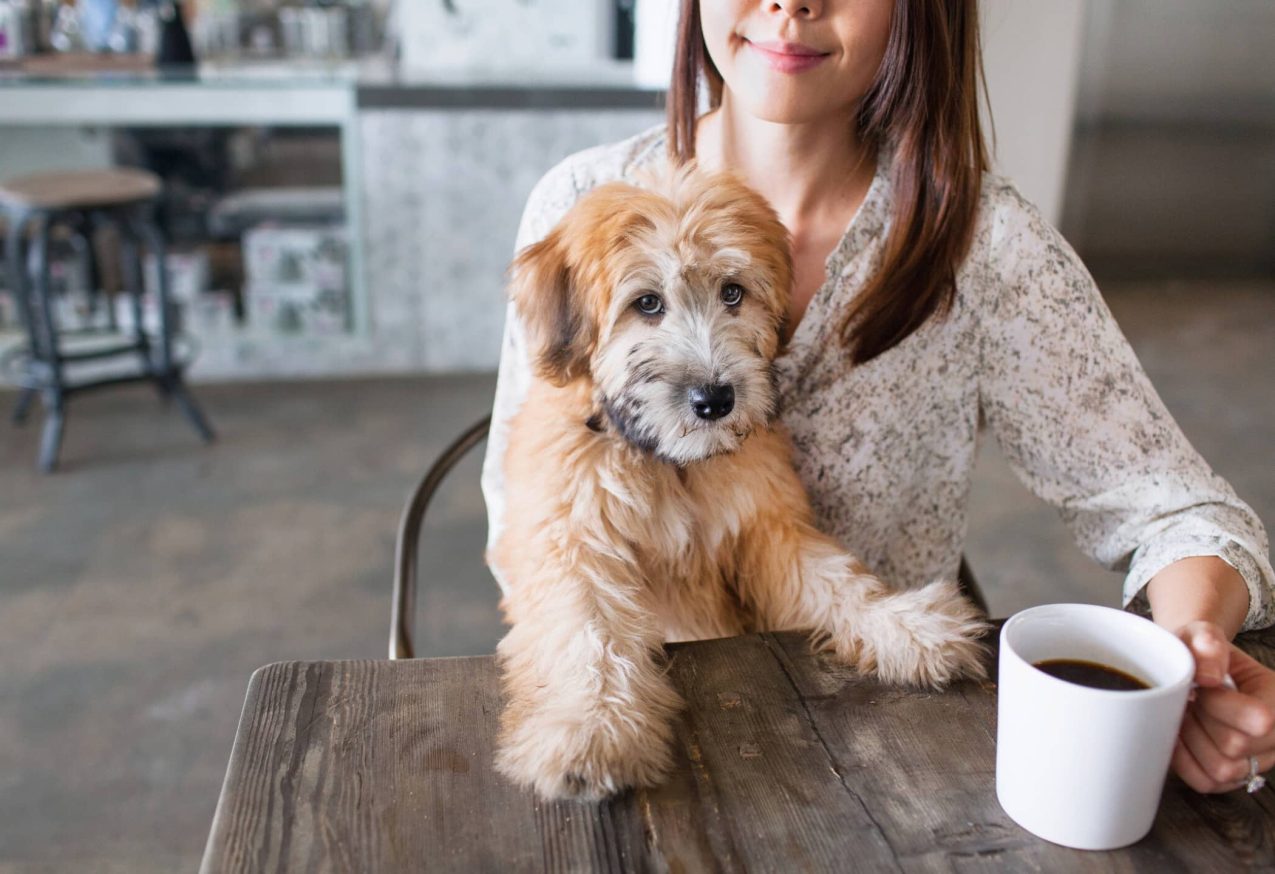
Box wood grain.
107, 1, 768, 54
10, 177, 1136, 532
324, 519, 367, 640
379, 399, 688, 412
201, 625, 1275, 873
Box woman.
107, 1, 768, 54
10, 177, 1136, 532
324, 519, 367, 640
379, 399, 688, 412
481, 0, 1275, 794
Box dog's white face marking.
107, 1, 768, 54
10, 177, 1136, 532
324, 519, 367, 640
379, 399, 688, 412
593, 231, 782, 465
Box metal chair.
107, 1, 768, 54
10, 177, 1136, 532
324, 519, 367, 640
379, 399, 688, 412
390, 416, 990, 660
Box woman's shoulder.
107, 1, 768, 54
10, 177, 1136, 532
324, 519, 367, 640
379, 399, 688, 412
521, 121, 667, 222
953, 168, 1100, 325
974, 171, 1051, 249
964, 169, 1079, 280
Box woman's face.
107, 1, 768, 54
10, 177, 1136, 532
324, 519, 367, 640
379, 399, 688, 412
700, 0, 893, 125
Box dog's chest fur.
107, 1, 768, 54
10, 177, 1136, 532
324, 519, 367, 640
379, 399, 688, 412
497, 379, 813, 641
591, 441, 764, 640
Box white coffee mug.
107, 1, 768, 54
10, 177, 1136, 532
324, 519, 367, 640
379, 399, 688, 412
996, 603, 1195, 850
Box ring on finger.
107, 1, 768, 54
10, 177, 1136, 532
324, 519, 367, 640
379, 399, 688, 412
1244, 755, 1267, 794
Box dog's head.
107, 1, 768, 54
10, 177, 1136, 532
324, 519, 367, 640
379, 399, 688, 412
507, 162, 794, 464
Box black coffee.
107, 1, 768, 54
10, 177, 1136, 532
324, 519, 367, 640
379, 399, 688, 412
1032, 659, 1151, 691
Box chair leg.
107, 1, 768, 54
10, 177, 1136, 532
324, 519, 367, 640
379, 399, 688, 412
164, 373, 216, 443
29, 215, 68, 473
69, 212, 106, 330
129, 208, 215, 444
38, 395, 65, 473
6, 210, 51, 443
115, 214, 153, 378
10, 387, 36, 425
5, 208, 38, 357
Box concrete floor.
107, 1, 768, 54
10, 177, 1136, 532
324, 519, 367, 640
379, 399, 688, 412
0, 279, 1272, 872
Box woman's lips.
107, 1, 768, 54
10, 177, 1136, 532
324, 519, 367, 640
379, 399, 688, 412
745, 39, 830, 74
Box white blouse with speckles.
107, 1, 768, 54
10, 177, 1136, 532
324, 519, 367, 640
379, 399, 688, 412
479, 122, 1275, 632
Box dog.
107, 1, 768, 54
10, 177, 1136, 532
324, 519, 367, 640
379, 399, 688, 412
488, 162, 989, 801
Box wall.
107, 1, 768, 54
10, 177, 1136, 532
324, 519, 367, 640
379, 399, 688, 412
979, 0, 1086, 227
353, 107, 663, 374
1062, 0, 1275, 275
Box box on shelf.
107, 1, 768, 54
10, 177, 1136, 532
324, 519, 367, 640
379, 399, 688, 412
241, 223, 349, 336
0, 249, 88, 300
144, 249, 211, 303
246, 282, 348, 336
186, 290, 239, 335
53, 289, 117, 332
113, 294, 183, 337
0, 247, 208, 332
242, 224, 348, 291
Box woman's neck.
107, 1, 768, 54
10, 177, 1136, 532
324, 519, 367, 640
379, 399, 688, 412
692, 95, 876, 232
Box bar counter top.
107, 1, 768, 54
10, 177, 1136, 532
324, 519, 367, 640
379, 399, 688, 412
0, 56, 666, 110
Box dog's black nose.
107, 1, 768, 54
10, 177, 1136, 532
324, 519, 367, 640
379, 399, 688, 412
689, 384, 735, 420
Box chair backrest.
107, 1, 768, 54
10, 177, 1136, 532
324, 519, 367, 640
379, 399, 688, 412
391, 415, 492, 659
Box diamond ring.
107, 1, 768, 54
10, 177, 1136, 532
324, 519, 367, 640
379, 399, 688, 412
1245, 756, 1267, 794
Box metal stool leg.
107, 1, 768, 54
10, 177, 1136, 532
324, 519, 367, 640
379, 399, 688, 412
29, 213, 67, 473
5, 206, 37, 355
11, 388, 36, 425
38, 400, 66, 473
68, 211, 106, 330
6, 209, 41, 430
129, 208, 215, 443
115, 212, 153, 378
167, 379, 216, 443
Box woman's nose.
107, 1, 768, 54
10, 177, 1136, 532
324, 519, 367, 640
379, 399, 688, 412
769, 0, 821, 19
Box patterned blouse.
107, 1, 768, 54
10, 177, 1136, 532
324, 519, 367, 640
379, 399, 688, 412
479, 121, 1275, 632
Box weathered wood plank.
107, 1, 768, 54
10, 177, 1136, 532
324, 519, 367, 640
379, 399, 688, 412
769, 627, 1275, 873
203, 656, 656, 873
202, 627, 1275, 873
652, 634, 904, 873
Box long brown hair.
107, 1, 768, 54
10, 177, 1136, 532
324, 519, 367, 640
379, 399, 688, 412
667, 1, 990, 365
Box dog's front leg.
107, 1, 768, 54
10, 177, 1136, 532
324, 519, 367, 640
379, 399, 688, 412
493, 548, 683, 801
736, 513, 990, 688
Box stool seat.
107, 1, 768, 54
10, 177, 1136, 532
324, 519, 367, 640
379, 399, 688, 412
0, 168, 161, 211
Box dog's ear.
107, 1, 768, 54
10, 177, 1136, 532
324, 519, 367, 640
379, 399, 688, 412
507, 226, 595, 386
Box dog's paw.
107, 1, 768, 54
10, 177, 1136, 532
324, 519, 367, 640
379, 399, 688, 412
827, 578, 991, 688
495, 696, 681, 801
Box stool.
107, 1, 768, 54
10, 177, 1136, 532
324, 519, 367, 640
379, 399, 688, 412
1, 167, 216, 472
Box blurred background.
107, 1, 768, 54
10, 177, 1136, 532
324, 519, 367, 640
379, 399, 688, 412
0, 0, 1271, 869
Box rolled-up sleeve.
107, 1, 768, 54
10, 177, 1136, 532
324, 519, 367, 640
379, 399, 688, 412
975, 182, 1275, 631
480, 160, 583, 594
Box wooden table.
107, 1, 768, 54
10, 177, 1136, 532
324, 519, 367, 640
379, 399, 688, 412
200, 626, 1275, 872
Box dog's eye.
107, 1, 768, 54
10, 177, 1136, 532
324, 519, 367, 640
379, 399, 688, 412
721, 283, 745, 307
635, 294, 664, 316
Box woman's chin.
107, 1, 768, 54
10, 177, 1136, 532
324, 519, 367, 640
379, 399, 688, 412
732, 85, 841, 127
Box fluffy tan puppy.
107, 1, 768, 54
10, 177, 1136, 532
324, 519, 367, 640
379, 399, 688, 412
490, 162, 988, 801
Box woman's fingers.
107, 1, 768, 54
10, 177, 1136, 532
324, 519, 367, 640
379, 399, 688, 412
1171, 738, 1211, 793
1172, 736, 1239, 794
1171, 632, 1275, 794
1228, 645, 1275, 690
1196, 706, 1274, 760
1176, 714, 1275, 793
1180, 710, 1252, 787
1196, 687, 1275, 749
1176, 621, 1232, 686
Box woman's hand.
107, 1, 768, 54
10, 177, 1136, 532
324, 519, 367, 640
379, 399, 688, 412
1170, 620, 1275, 793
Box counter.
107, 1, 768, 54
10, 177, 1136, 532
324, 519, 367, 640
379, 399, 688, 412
0, 56, 665, 114
0, 59, 667, 380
